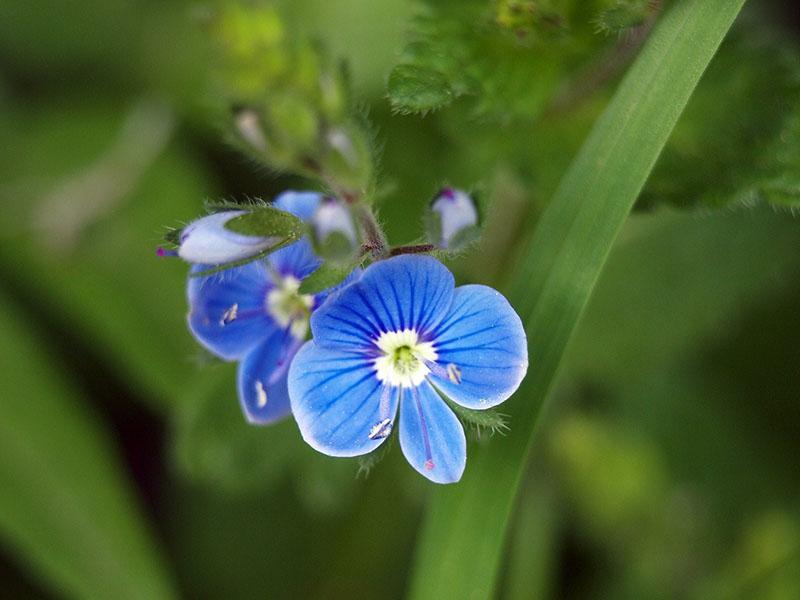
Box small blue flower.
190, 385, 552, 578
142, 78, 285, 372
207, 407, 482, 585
187, 191, 359, 424
288, 255, 528, 483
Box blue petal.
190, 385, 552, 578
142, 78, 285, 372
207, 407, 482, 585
288, 341, 399, 456
430, 285, 528, 409
187, 261, 276, 360
237, 328, 299, 424
274, 190, 322, 221
399, 382, 466, 484
310, 255, 455, 351
313, 267, 363, 309
269, 191, 322, 279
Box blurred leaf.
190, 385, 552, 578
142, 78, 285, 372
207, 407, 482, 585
641, 27, 800, 211
502, 481, 559, 600
0, 289, 177, 599
172, 366, 298, 494
387, 64, 454, 115
407, 1, 746, 597
298, 259, 359, 295
0, 102, 211, 410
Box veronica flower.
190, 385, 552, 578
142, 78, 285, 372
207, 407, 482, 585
288, 255, 528, 483
187, 191, 358, 424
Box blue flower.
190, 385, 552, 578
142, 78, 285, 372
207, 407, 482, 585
187, 191, 359, 424
288, 255, 528, 483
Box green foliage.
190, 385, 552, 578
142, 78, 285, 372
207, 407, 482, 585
443, 399, 510, 440
407, 1, 747, 597
0, 289, 176, 599
205, 2, 375, 198
298, 259, 361, 295
642, 27, 800, 211
223, 204, 305, 238
387, 0, 656, 118
387, 64, 453, 115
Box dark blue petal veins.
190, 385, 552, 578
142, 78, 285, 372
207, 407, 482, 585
187, 261, 275, 360
430, 285, 528, 409
398, 382, 466, 484
310, 255, 455, 350
288, 341, 399, 456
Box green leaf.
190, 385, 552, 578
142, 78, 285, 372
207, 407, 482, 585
224, 205, 305, 238
298, 259, 360, 295
387, 64, 454, 115
406, 1, 747, 598
640, 26, 800, 211
0, 289, 177, 599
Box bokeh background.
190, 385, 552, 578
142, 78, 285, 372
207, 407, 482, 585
0, 1, 799, 598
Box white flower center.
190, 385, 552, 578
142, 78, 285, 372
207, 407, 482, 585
373, 329, 438, 388
266, 276, 314, 339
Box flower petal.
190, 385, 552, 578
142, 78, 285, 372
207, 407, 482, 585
399, 382, 466, 484
310, 255, 455, 350
269, 191, 323, 279
236, 328, 299, 424
178, 210, 277, 265
288, 340, 399, 457
187, 261, 275, 360
430, 285, 528, 409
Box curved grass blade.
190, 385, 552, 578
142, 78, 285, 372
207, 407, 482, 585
406, 0, 747, 597
0, 289, 178, 599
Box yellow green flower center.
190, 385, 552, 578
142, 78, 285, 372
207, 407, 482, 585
266, 276, 314, 339
373, 329, 437, 388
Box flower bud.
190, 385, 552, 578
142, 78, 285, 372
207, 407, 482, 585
310, 197, 359, 262
177, 210, 277, 265
428, 188, 479, 250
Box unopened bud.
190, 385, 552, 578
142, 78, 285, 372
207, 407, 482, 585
428, 188, 479, 250
177, 210, 277, 265
310, 197, 359, 262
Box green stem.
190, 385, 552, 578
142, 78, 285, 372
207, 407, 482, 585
406, 1, 747, 598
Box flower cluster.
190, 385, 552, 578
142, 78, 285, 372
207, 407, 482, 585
185, 191, 358, 424
178, 190, 528, 483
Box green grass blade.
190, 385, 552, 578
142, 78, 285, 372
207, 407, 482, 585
0, 289, 178, 599
406, 0, 747, 597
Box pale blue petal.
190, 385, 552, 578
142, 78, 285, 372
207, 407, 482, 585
398, 382, 466, 484
430, 285, 528, 409
187, 261, 276, 360
310, 255, 455, 351
236, 328, 299, 424
274, 190, 322, 221
288, 341, 399, 456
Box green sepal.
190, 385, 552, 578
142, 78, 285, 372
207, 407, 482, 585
445, 398, 509, 441
224, 205, 306, 239
299, 258, 362, 295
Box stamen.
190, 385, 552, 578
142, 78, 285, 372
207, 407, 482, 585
412, 386, 435, 471
367, 384, 394, 440
446, 363, 462, 384
219, 303, 239, 326
255, 380, 268, 408
368, 418, 393, 440
156, 246, 178, 257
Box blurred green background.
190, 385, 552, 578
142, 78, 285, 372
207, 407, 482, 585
0, 1, 799, 598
